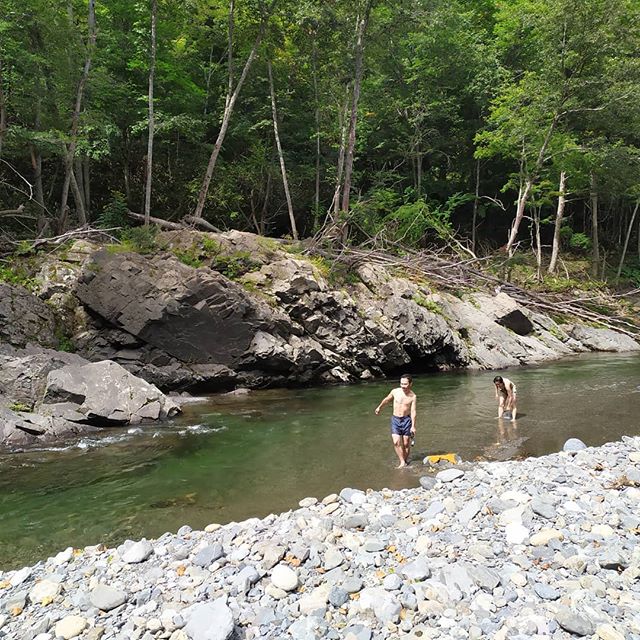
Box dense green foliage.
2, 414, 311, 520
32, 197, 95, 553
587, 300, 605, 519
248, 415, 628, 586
1, 0, 639, 276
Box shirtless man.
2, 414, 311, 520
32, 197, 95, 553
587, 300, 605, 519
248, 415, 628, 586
493, 375, 517, 420
375, 374, 417, 468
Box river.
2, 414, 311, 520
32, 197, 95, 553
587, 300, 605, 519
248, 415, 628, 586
1, 351, 639, 569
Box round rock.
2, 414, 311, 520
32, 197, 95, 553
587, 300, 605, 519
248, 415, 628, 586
271, 564, 299, 592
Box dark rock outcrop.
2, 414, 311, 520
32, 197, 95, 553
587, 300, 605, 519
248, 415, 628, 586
0, 283, 59, 349
75, 250, 290, 366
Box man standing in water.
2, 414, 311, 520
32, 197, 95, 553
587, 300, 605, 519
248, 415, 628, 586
375, 374, 417, 468
493, 375, 517, 420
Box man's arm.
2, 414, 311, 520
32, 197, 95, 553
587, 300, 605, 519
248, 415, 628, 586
410, 396, 417, 435
375, 391, 394, 415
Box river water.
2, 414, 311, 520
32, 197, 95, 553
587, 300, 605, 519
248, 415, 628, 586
1, 352, 639, 569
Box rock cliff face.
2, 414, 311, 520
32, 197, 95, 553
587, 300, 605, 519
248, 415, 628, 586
1, 230, 638, 429
60, 230, 637, 390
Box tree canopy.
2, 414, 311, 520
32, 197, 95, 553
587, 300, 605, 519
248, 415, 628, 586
1, 0, 639, 279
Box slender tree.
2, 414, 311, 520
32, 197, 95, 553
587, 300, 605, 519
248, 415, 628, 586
58, 0, 97, 230
268, 60, 298, 239
144, 0, 157, 225
340, 0, 373, 215
192, 0, 275, 222
548, 171, 567, 274
0, 58, 6, 158
616, 197, 640, 281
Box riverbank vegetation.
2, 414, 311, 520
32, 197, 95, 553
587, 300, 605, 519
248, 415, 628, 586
1, 0, 639, 291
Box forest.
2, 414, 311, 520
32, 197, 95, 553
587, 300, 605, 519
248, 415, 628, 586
1, 0, 640, 283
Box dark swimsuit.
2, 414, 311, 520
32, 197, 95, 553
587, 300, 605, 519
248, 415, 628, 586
391, 415, 412, 437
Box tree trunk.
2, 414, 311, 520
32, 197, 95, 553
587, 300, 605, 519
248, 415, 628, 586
29, 145, 45, 209
548, 170, 567, 274
74, 157, 85, 210
416, 141, 422, 198
506, 178, 533, 257
193, 1, 271, 221
340, 0, 372, 215
260, 162, 273, 236
58, 0, 97, 231
82, 156, 90, 218
533, 204, 542, 281
0, 58, 6, 157
312, 38, 321, 217
616, 198, 640, 281
471, 158, 480, 255
590, 173, 600, 277
330, 87, 351, 218
268, 61, 298, 240
69, 164, 87, 225
505, 115, 559, 256
144, 0, 157, 225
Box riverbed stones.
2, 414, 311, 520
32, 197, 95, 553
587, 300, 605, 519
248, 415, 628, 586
54, 615, 87, 639
563, 437, 587, 452
3, 436, 640, 640
183, 600, 234, 640
89, 583, 127, 611
120, 539, 153, 563
28, 579, 61, 604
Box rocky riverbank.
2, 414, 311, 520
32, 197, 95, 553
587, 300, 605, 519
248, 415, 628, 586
1, 436, 639, 640
2, 229, 638, 448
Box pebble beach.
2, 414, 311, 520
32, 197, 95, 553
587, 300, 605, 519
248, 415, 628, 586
1, 436, 640, 640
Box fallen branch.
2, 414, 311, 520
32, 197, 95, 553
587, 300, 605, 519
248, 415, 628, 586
311, 238, 640, 339
0, 204, 26, 216
126, 209, 185, 230
183, 215, 222, 233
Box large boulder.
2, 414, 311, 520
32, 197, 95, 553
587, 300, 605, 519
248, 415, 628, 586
0, 345, 88, 409
0, 283, 59, 348
41, 360, 181, 426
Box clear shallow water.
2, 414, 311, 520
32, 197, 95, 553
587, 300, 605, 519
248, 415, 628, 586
1, 351, 639, 569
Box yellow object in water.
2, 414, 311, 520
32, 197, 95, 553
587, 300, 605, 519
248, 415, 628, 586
426, 453, 459, 465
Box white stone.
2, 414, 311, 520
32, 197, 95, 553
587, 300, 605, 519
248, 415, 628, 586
183, 600, 234, 640
299, 497, 317, 508
204, 523, 221, 533
529, 529, 563, 546
270, 564, 299, 591
505, 522, 529, 545
499, 506, 525, 526
121, 539, 153, 563
510, 572, 527, 587
265, 583, 287, 599
596, 623, 625, 640
54, 615, 87, 639
415, 535, 431, 553
500, 490, 531, 503
322, 493, 339, 505
299, 584, 330, 614
52, 547, 74, 566
592, 524, 615, 537
29, 579, 62, 603
9, 567, 32, 586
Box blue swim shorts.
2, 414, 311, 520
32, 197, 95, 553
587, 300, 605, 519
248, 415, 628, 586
391, 415, 412, 437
